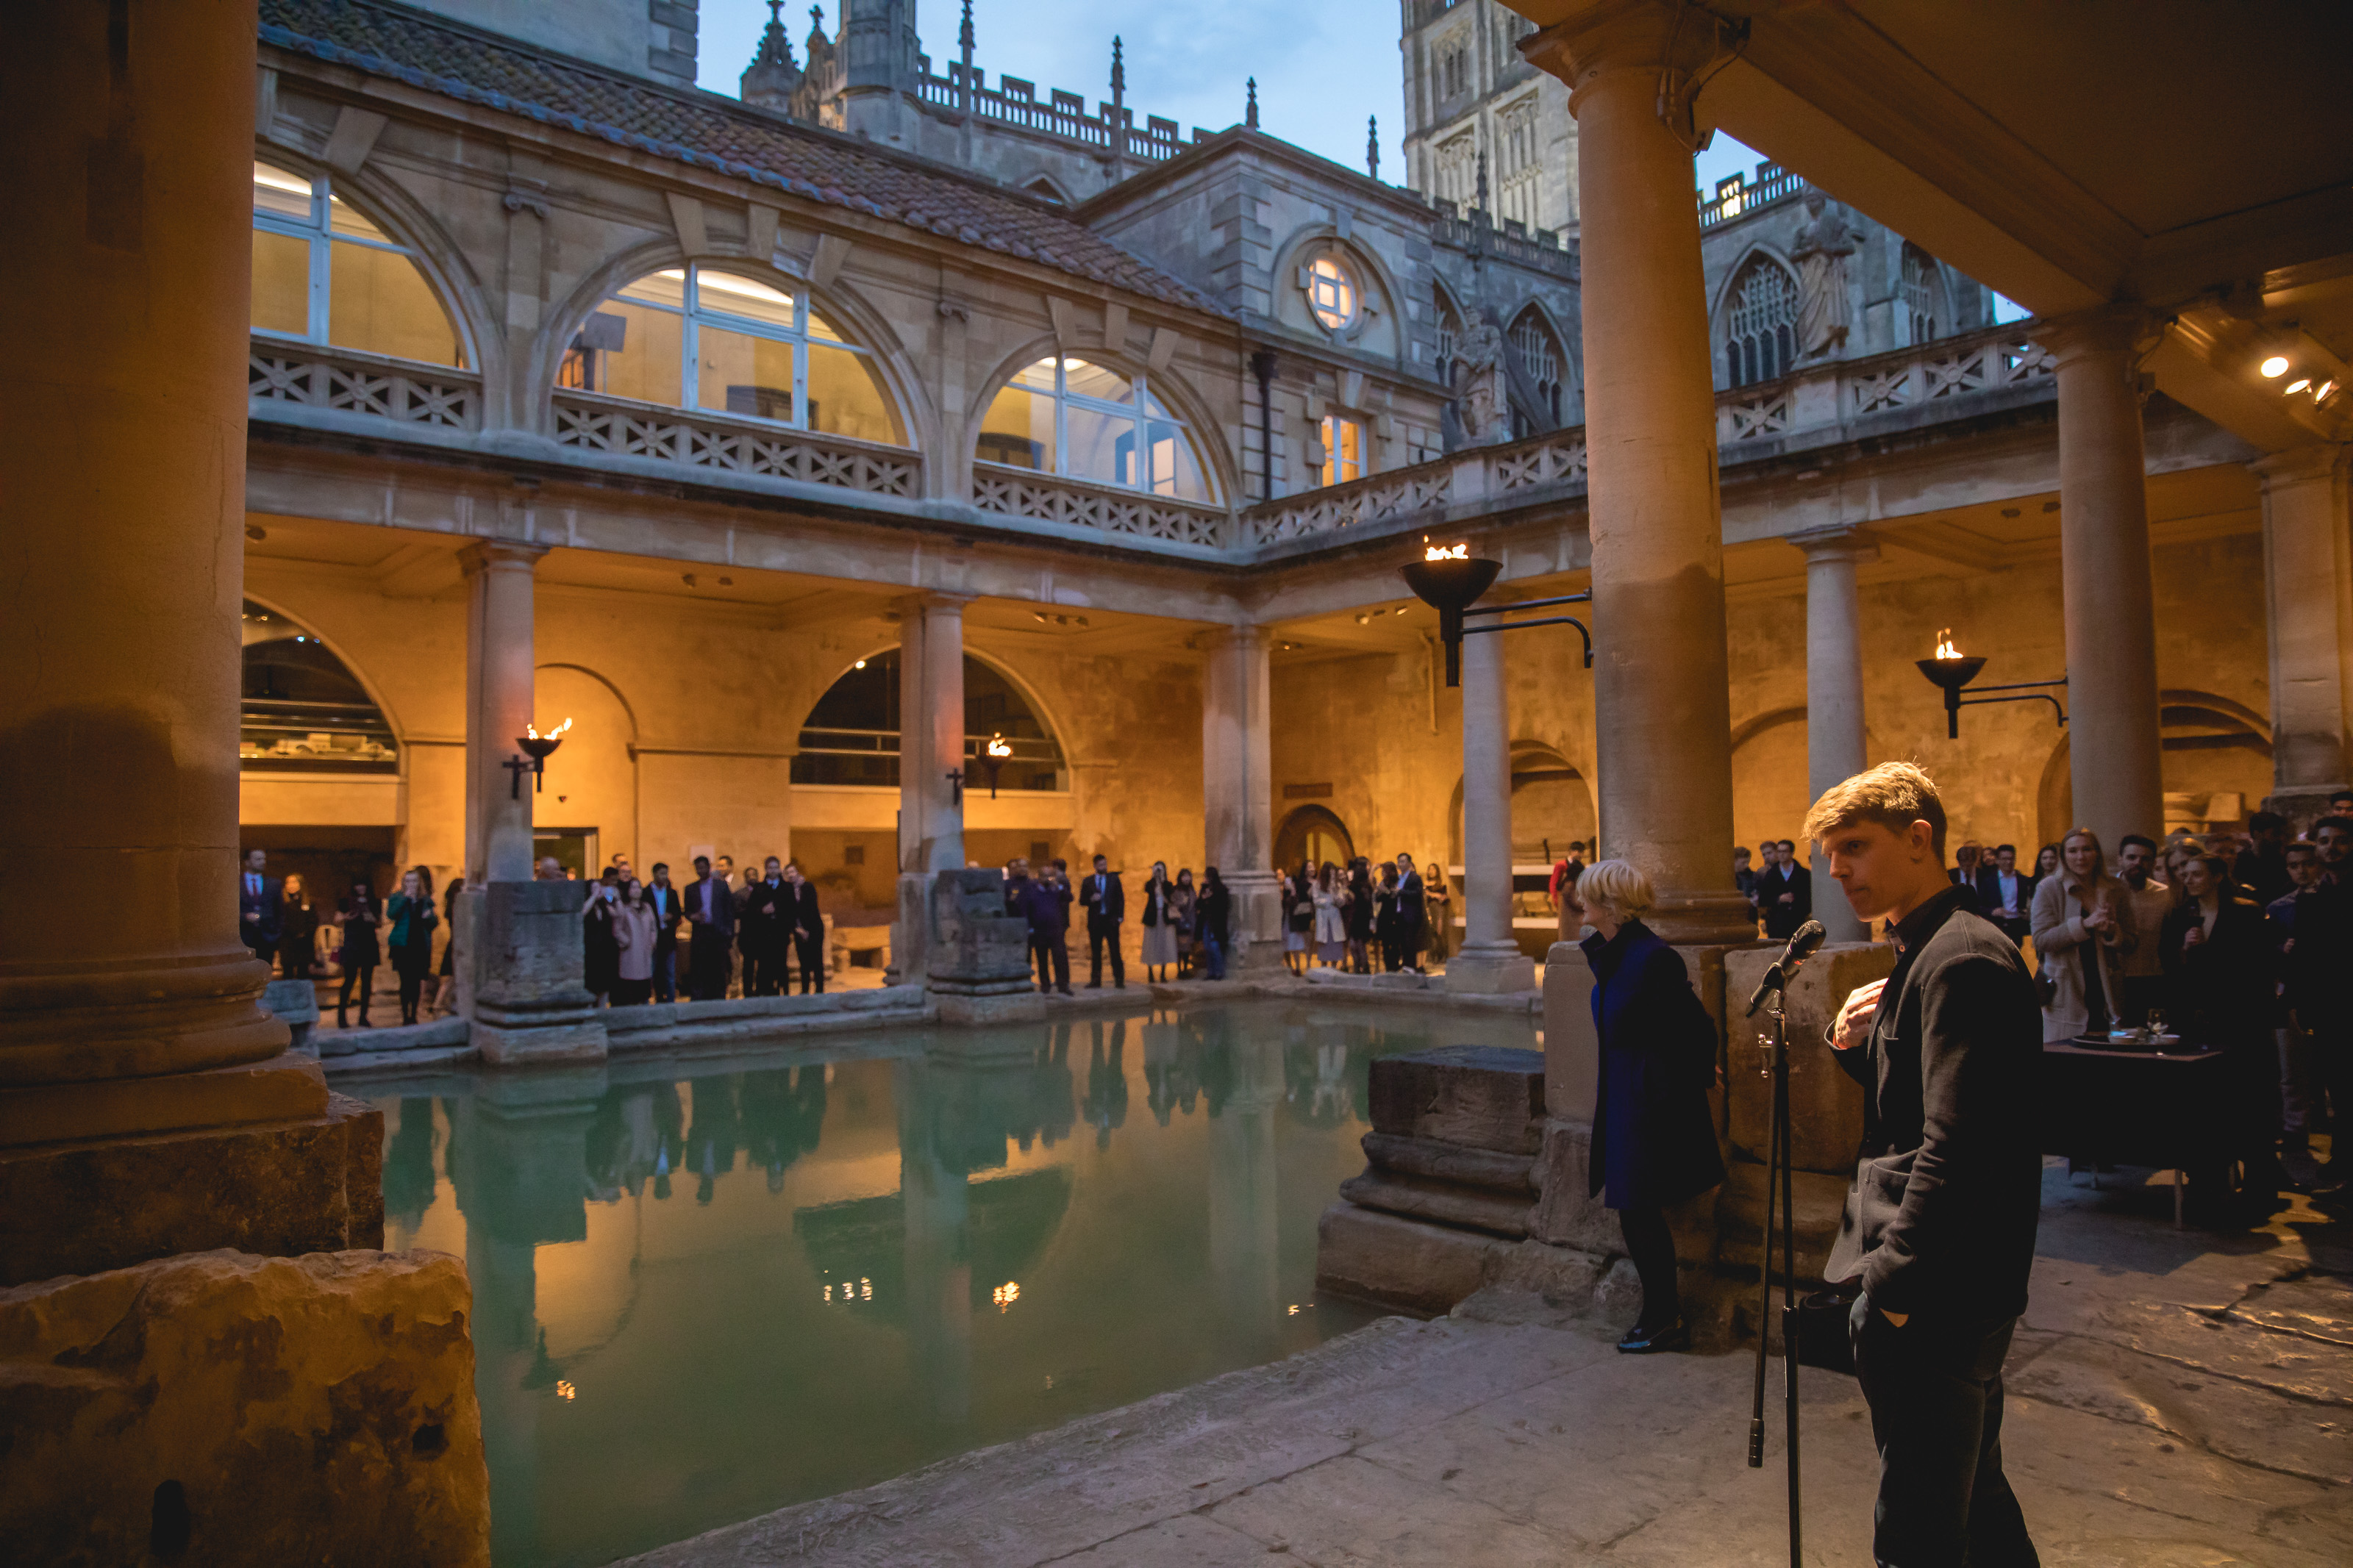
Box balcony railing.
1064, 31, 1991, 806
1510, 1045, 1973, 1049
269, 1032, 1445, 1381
249, 341, 480, 432
916, 71, 1190, 161
971, 462, 1231, 550
1429, 202, 1577, 278
551, 391, 922, 499
1717, 330, 2054, 446
1699, 163, 1808, 229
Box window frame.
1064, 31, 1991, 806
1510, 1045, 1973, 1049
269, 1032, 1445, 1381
249, 160, 463, 366
978, 355, 1218, 504
1318, 413, 1365, 487
568, 261, 898, 442
1307, 255, 1360, 334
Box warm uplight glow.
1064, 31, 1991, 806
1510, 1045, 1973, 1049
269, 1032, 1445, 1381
1424, 542, 1469, 561
2319, 382, 2338, 402
554, 1380, 576, 1401
1933, 629, 1963, 660
2286, 378, 2312, 395
2260, 355, 2291, 379
526, 717, 574, 740
987, 736, 1013, 758
993, 1281, 1021, 1311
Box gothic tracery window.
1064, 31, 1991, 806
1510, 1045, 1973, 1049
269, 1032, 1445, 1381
249, 161, 463, 366
1900, 243, 1946, 346
1510, 308, 1563, 422
1723, 257, 1798, 388
1434, 288, 1464, 389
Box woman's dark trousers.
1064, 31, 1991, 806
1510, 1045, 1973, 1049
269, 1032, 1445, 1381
338, 964, 375, 1027
1618, 1205, 1679, 1326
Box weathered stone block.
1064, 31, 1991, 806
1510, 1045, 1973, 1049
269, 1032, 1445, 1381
469, 880, 607, 1066
1442, 951, 1536, 995
1360, 1130, 1535, 1191
1338, 1169, 1532, 1236
1525, 1117, 1619, 1254
0, 1247, 489, 1564
1713, 1159, 1854, 1284
0, 1094, 383, 1286
1722, 940, 1891, 1173
259, 978, 319, 1055
1540, 941, 1599, 1121
1313, 1203, 1512, 1316
1366, 1045, 1543, 1154
1490, 1238, 1606, 1306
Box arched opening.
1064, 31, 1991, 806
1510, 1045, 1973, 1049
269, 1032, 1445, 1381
1721, 254, 1798, 388
560, 262, 907, 446
1899, 243, 1949, 346
1509, 306, 1565, 425
975, 355, 1216, 502
240, 600, 396, 773
532, 665, 640, 876
791, 650, 1067, 791
1274, 805, 1356, 873
1433, 284, 1465, 392
1729, 706, 1810, 854
2034, 692, 2277, 845
249, 161, 464, 366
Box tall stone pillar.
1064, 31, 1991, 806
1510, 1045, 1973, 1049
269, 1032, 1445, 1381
1449, 625, 1538, 991
460, 543, 603, 1065
2046, 309, 2165, 851
2256, 445, 2352, 824
0, 0, 343, 1176
891, 593, 974, 992
1524, 7, 1753, 944
1203, 626, 1282, 967
1793, 526, 1875, 941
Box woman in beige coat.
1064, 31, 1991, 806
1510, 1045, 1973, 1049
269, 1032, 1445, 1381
2029, 827, 2136, 1042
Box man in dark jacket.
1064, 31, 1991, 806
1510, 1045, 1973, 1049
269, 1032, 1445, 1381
1016, 860, 1073, 995
740, 856, 792, 996
1973, 843, 2037, 947
647, 862, 685, 1003
1079, 853, 1125, 989
1761, 838, 1813, 939
682, 856, 735, 1002
1811, 762, 2042, 1568
238, 848, 283, 970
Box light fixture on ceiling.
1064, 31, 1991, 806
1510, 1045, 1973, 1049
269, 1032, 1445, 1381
2285, 378, 2312, 395
853, 658, 867, 670
2260, 354, 2291, 379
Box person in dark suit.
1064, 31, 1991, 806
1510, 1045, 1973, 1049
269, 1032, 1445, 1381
1578, 858, 1726, 1354
1761, 838, 1813, 939
785, 862, 826, 995
238, 848, 282, 970
1016, 859, 1073, 995
740, 856, 792, 996
1079, 853, 1126, 989
2163, 852, 2281, 1194
1813, 763, 2041, 1568
1974, 843, 2037, 947
682, 855, 735, 1002
1393, 853, 1427, 973
646, 862, 683, 1003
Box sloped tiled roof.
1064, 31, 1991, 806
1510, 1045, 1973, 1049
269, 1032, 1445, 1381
258, 0, 1227, 316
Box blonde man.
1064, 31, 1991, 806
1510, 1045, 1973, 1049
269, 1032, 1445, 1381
1806, 762, 2040, 1567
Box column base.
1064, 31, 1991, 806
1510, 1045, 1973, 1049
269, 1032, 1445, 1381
1643, 891, 1765, 948
471, 1014, 609, 1067
2265, 784, 2351, 832
0, 1090, 382, 1286
1443, 943, 1538, 995
930, 985, 1046, 1027
0, 1049, 327, 1149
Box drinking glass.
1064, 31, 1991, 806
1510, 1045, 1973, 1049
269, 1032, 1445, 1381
2145, 1007, 2168, 1038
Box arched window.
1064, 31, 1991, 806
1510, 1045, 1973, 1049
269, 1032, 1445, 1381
1723, 257, 1798, 388
1900, 243, 1947, 346
1510, 307, 1564, 422
1434, 287, 1464, 389
560, 263, 905, 445
240, 601, 396, 773
1306, 255, 1359, 333
792, 650, 1067, 791
250, 162, 463, 365
976, 357, 1215, 503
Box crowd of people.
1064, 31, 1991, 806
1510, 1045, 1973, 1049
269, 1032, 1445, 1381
240, 850, 460, 1028
997, 854, 1238, 994
1736, 798, 2353, 1195
1274, 853, 1449, 977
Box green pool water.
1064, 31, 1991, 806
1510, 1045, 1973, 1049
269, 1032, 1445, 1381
371, 998, 1540, 1566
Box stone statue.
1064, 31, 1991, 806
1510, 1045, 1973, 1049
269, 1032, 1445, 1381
1790, 193, 1856, 361
1455, 310, 1513, 447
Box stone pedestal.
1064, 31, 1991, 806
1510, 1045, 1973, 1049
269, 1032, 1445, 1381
926, 869, 1044, 1026
1721, 940, 1890, 1173
0, 1247, 490, 1564
469, 881, 607, 1066
260, 977, 321, 1055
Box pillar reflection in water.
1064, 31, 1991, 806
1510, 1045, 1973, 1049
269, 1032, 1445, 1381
1207, 1025, 1286, 1356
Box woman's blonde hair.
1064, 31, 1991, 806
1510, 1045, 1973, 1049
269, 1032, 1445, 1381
1578, 859, 1654, 915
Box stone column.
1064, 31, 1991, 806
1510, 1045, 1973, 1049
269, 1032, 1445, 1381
2046, 309, 2165, 851
1524, 6, 1753, 944
0, 0, 335, 1164
1203, 626, 1282, 967
460, 543, 603, 1065
891, 594, 971, 989
2256, 445, 2352, 823
1449, 623, 1538, 992
1793, 526, 1875, 942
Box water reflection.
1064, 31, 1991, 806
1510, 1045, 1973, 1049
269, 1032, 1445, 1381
374, 1000, 1536, 1567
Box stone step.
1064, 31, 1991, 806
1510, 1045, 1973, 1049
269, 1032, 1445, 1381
1339, 1168, 1533, 1237
1360, 1130, 1536, 1192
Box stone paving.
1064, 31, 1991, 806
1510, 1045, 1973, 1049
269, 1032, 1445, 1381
626, 1162, 2352, 1567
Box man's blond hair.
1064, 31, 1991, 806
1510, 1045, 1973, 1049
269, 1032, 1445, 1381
1802, 762, 1948, 859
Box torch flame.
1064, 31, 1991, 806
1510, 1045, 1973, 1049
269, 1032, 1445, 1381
1424, 542, 1469, 562
526, 717, 574, 740
1932, 630, 1962, 661
987, 736, 1013, 758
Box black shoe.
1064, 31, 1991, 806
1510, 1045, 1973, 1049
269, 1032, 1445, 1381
1114, 981, 1126, 989
1085, 981, 1102, 989
1616, 1318, 1690, 1354
1058, 986, 1074, 996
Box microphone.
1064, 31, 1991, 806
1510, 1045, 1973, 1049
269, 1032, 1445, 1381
1745, 919, 1827, 1016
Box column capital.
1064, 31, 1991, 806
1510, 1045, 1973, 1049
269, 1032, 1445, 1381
457, 539, 549, 577
1788, 524, 1880, 565
895, 590, 976, 616
1521, 0, 1735, 108
2249, 441, 2348, 487
1206, 623, 1271, 652
2035, 304, 2159, 368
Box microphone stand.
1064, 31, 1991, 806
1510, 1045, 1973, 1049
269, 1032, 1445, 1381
1746, 974, 1802, 1568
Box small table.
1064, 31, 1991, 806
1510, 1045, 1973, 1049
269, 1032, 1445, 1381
2039, 1039, 2242, 1227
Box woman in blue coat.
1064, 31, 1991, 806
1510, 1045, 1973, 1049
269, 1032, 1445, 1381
1578, 859, 1727, 1353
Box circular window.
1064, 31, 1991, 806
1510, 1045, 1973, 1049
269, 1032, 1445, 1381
1307, 256, 1357, 332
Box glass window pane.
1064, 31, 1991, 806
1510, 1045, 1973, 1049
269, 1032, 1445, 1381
326, 195, 389, 244
328, 241, 462, 365
806, 343, 902, 444
251, 229, 311, 336
695, 268, 796, 331
1062, 357, 1133, 405
253, 162, 313, 223
697, 324, 798, 421
807, 308, 847, 345
596, 299, 682, 405
1339, 417, 1363, 482
1145, 420, 1212, 501
618, 269, 688, 311
1066, 402, 1134, 487
1012, 358, 1059, 391
977, 384, 1051, 469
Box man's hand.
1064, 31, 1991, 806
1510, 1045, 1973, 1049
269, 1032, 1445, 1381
243, 911, 259, 923
1832, 979, 1886, 1050
1779, 892, 1795, 905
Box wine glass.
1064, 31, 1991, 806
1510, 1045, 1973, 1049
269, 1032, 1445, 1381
2145, 1007, 2168, 1040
